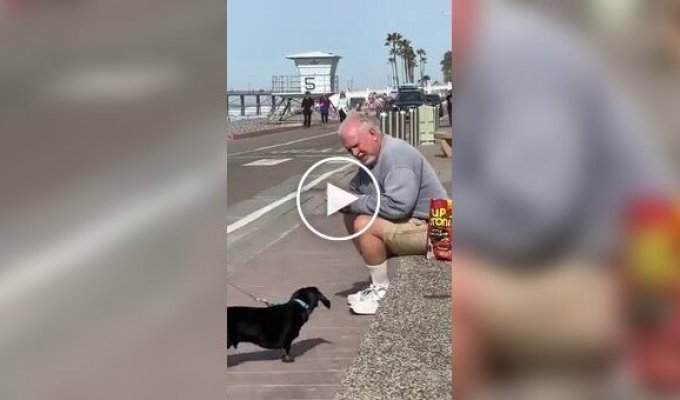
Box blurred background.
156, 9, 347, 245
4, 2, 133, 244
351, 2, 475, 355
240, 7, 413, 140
0, 0, 226, 399
4, 0, 680, 397
520, 0, 680, 168
453, 0, 680, 398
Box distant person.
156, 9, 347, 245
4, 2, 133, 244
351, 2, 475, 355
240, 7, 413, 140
338, 111, 447, 315
375, 94, 386, 114
382, 94, 392, 111
336, 91, 350, 122
301, 91, 314, 128
445, 90, 452, 126
319, 95, 331, 124
361, 92, 380, 118
379, 94, 389, 112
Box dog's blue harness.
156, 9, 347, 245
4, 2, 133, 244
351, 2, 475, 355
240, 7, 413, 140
272, 298, 310, 311
292, 298, 310, 310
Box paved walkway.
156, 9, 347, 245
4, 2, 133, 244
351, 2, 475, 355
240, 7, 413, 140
226, 215, 386, 399
335, 257, 452, 400
226, 130, 451, 399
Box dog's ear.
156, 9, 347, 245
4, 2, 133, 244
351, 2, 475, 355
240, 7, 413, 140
315, 289, 331, 309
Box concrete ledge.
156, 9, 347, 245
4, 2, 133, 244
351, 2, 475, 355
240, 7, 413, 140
434, 130, 452, 158
228, 121, 341, 140
335, 256, 452, 400
228, 124, 302, 140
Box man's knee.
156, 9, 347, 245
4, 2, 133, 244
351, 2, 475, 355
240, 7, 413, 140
343, 214, 375, 235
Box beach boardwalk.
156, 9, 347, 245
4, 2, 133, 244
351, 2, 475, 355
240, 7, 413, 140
226, 120, 452, 400
226, 215, 379, 400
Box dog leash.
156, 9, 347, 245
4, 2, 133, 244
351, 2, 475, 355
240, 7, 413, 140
227, 282, 273, 307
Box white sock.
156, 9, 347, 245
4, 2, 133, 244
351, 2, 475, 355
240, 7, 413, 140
366, 261, 389, 288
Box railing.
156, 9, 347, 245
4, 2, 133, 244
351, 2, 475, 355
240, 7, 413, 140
271, 75, 340, 94
379, 105, 440, 146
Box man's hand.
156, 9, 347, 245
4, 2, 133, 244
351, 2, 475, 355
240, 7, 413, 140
322, 192, 353, 213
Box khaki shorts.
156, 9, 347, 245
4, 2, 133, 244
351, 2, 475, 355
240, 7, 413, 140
468, 261, 624, 364
383, 218, 428, 256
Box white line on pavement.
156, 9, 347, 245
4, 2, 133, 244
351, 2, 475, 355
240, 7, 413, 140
0, 163, 224, 307
242, 158, 292, 167
227, 130, 338, 157
226, 163, 352, 235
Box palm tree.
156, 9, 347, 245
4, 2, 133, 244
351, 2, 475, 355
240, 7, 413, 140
407, 49, 417, 83
400, 46, 409, 84
384, 33, 402, 87
440, 50, 452, 82
388, 48, 400, 86
398, 39, 414, 83
422, 75, 431, 86
416, 49, 427, 85
387, 57, 396, 87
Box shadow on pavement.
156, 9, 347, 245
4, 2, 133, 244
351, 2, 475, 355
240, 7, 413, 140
334, 281, 371, 298
227, 338, 332, 367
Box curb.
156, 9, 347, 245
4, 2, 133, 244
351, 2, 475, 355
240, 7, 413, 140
228, 122, 342, 141
335, 257, 452, 400
228, 124, 301, 141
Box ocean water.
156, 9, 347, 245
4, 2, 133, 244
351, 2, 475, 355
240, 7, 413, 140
227, 106, 272, 120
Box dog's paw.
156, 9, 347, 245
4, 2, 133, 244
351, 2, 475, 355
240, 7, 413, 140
281, 354, 295, 363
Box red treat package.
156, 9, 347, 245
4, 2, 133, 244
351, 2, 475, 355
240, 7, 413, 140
624, 196, 680, 392
427, 199, 452, 261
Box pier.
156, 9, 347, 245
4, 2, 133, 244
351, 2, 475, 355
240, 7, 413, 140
226, 90, 275, 118
228, 51, 343, 122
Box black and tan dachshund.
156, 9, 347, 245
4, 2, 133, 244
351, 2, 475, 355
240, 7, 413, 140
227, 287, 331, 363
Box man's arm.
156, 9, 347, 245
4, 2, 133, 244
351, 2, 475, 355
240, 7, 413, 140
347, 168, 419, 220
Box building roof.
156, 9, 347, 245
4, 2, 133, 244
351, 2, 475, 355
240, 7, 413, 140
285, 51, 341, 59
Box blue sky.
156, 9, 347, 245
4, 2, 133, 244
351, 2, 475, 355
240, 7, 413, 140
227, 0, 451, 91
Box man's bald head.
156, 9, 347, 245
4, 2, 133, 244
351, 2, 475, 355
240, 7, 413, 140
338, 111, 382, 138
338, 111, 384, 166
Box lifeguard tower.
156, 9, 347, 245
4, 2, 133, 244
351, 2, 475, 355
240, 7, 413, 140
269, 51, 341, 121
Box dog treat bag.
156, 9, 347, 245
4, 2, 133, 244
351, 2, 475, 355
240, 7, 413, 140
427, 199, 452, 261
623, 196, 680, 392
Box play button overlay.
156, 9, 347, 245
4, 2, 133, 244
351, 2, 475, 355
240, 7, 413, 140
326, 183, 358, 216
296, 156, 380, 241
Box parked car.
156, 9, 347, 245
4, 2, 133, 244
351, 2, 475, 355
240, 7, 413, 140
424, 94, 442, 107
424, 94, 444, 117
397, 84, 422, 93
391, 90, 425, 112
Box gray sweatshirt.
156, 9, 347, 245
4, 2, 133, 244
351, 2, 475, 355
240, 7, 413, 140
346, 135, 447, 221
453, 3, 675, 261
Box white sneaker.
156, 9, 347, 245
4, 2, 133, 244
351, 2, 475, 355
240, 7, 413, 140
347, 284, 388, 305
350, 297, 381, 315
